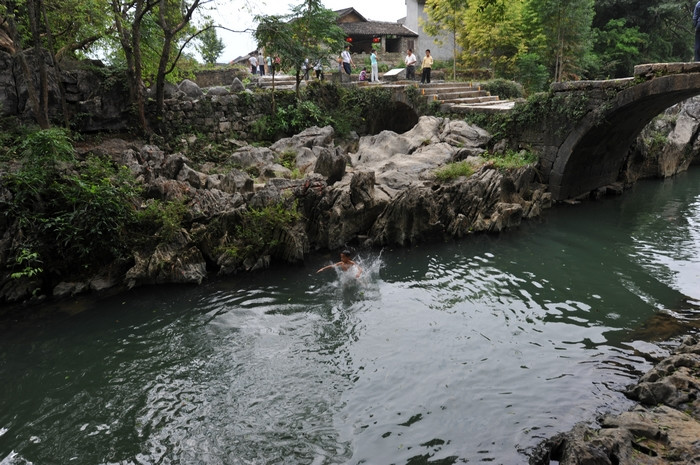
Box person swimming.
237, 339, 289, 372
317, 250, 362, 278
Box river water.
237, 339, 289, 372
1, 169, 700, 465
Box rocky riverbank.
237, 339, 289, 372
529, 335, 700, 464
0, 116, 552, 305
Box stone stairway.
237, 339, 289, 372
417, 82, 514, 114
253, 76, 514, 114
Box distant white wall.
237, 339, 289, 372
403, 0, 455, 62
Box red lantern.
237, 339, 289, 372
345, 37, 353, 43
372, 37, 380, 43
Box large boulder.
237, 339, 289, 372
178, 79, 203, 99
270, 125, 336, 152
313, 147, 346, 184
125, 230, 207, 287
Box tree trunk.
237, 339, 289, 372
40, 0, 70, 127
5, 3, 49, 128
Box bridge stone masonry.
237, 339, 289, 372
522, 62, 700, 201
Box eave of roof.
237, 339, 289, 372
339, 21, 418, 37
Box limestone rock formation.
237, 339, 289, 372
529, 335, 700, 465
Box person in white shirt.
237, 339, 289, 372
258, 52, 265, 75
249, 54, 258, 75
404, 49, 417, 80
341, 45, 354, 76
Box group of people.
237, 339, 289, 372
404, 48, 433, 84
246, 45, 434, 84
341, 45, 433, 84
341, 45, 380, 83
248, 51, 281, 76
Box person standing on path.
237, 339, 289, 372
249, 54, 258, 75
405, 49, 417, 80
420, 49, 433, 84
370, 49, 379, 82
341, 45, 354, 78
694, 1, 700, 61
258, 52, 265, 75
314, 58, 324, 80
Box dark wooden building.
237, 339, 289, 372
335, 8, 418, 54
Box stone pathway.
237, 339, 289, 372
253, 75, 515, 114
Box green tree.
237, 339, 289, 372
591, 18, 646, 78
421, 0, 468, 80
461, 0, 526, 78
108, 0, 209, 133
522, 0, 594, 82
592, 0, 691, 64
255, 0, 346, 102
196, 21, 225, 65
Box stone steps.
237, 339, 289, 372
252, 76, 514, 114
416, 82, 514, 114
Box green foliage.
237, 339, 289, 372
592, 0, 690, 65
482, 79, 525, 100
3, 129, 142, 276
515, 53, 549, 94
523, 0, 595, 82
255, 0, 346, 99
227, 200, 302, 261
488, 149, 538, 169
196, 22, 225, 65
44, 155, 141, 264
9, 249, 43, 280
590, 18, 646, 78
512, 91, 590, 128
135, 199, 188, 242
252, 100, 333, 141
279, 150, 297, 170
434, 161, 475, 181
462, 0, 526, 78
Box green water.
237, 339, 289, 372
1, 170, 699, 465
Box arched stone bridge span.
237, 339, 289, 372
524, 63, 700, 200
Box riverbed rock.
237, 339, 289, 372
625, 96, 700, 183
125, 230, 207, 287
529, 335, 700, 465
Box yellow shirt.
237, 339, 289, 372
421, 55, 434, 69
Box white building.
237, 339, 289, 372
401, 0, 456, 61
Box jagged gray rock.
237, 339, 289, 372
529, 336, 700, 465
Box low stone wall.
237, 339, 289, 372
193, 68, 247, 88
159, 88, 278, 141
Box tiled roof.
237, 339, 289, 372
334, 8, 367, 22
339, 21, 418, 37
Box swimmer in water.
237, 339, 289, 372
317, 250, 362, 278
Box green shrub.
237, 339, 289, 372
488, 150, 538, 169
234, 199, 301, 260
3, 129, 142, 276
434, 161, 475, 181
482, 79, 525, 100
135, 199, 188, 243
279, 150, 297, 170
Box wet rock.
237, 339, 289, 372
530, 336, 700, 465
125, 230, 207, 287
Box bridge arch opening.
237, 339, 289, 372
367, 101, 419, 135
549, 74, 700, 200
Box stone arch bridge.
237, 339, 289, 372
517, 62, 700, 200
